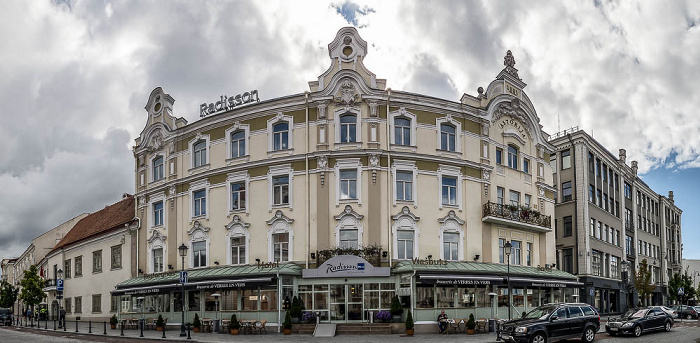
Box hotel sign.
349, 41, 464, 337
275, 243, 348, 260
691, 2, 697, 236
302, 255, 390, 278
200, 90, 260, 117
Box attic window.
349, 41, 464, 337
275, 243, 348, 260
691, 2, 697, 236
154, 103, 162, 112
343, 46, 353, 57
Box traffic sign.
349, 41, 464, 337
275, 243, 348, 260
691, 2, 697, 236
57, 279, 64, 292
678, 287, 684, 296
180, 271, 188, 284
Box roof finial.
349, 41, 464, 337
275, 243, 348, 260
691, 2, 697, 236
504, 50, 516, 68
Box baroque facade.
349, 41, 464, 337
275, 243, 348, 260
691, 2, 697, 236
549, 128, 683, 314
114, 27, 576, 328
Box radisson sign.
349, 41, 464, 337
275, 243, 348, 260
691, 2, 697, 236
200, 90, 260, 117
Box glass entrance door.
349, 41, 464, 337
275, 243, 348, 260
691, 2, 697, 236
330, 284, 364, 322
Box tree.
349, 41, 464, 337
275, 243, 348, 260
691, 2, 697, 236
633, 259, 655, 306
0, 279, 19, 308
19, 265, 46, 314
669, 272, 684, 303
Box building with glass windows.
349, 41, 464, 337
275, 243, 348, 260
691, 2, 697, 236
549, 129, 683, 314
114, 27, 579, 331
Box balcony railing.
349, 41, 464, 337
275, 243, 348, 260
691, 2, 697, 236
43, 278, 56, 287
625, 222, 634, 232
482, 201, 551, 231
626, 246, 635, 257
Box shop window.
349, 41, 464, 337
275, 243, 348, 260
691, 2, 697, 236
416, 287, 434, 308
436, 287, 456, 308
188, 291, 200, 311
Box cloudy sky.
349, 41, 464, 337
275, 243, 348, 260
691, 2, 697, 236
1, 0, 699, 260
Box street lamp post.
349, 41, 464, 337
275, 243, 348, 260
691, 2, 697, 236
178, 243, 189, 337
56, 268, 63, 328
504, 241, 512, 321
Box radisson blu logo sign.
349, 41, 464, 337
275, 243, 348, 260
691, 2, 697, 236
302, 255, 389, 278
199, 90, 260, 118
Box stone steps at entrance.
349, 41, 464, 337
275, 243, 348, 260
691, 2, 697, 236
336, 323, 392, 335
296, 324, 316, 334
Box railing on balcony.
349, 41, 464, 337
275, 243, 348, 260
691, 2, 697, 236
482, 201, 551, 229
626, 246, 635, 257
625, 222, 634, 232
43, 278, 56, 288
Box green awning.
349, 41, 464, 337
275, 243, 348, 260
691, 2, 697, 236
392, 260, 578, 281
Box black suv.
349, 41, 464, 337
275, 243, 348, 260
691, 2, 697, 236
499, 303, 600, 343
605, 307, 673, 337
0, 308, 12, 326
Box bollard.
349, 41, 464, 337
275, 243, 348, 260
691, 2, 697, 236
45, 318, 48, 329
54, 319, 56, 330
103, 321, 107, 335
120, 321, 124, 336
187, 323, 191, 340
76, 320, 79, 332
139, 319, 144, 337
64, 319, 67, 331
89, 320, 92, 334
162, 323, 166, 339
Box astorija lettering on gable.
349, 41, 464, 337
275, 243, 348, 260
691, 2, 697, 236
499, 117, 528, 141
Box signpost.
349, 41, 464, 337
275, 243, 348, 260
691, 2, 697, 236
180, 271, 188, 284
678, 287, 684, 322
57, 279, 64, 292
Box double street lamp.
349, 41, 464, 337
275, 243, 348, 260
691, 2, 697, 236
504, 241, 512, 321
178, 243, 189, 337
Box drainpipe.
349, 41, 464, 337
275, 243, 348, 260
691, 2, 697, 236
305, 92, 310, 269
566, 134, 580, 298
386, 89, 392, 265
277, 269, 281, 333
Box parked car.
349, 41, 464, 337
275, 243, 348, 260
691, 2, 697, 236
0, 308, 12, 326
671, 305, 698, 319
605, 307, 673, 337
499, 303, 600, 343
649, 305, 677, 320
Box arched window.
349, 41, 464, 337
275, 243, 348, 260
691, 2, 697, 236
440, 123, 456, 151
392, 206, 420, 260
339, 114, 357, 143
273, 122, 289, 151
152, 156, 164, 181
230, 131, 245, 158
193, 140, 207, 167
225, 216, 250, 265
508, 145, 518, 169
394, 117, 411, 146
334, 205, 364, 249
438, 210, 465, 261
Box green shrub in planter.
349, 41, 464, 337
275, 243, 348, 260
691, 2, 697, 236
156, 314, 165, 328
109, 314, 118, 326
283, 311, 292, 330
405, 310, 414, 330
390, 295, 403, 316
229, 314, 240, 330
192, 313, 201, 329
466, 313, 476, 330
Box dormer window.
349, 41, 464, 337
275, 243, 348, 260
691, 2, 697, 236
273, 122, 289, 151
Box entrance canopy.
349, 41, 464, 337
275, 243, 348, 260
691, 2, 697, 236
112, 263, 301, 296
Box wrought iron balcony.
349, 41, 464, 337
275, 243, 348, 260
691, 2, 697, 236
42, 278, 57, 291
482, 201, 551, 233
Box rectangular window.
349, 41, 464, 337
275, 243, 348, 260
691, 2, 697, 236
614, 173, 619, 190
193, 140, 207, 167
75, 256, 82, 277
526, 242, 533, 266
562, 181, 572, 202
590, 218, 595, 237
272, 175, 290, 205
153, 156, 164, 181
440, 124, 456, 151
153, 248, 163, 273
597, 222, 602, 239
563, 248, 574, 274
92, 250, 102, 273
624, 182, 632, 199
626, 235, 633, 256
499, 238, 505, 263
603, 194, 608, 211
508, 146, 518, 169
443, 232, 459, 261
497, 187, 505, 205
602, 163, 607, 183
396, 171, 413, 201
64, 259, 71, 279
397, 230, 414, 260
441, 176, 457, 205
153, 201, 164, 226
110, 295, 118, 313
589, 185, 594, 203
339, 229, 359, 249
193, 189, 206, 216
92, 294, 101, 313
340, 169, 358, 200
511, 240, 522, 265
523, 158, 530, 174
192, 241, 206, 267
111, 245, 122, 270
524, 194, 531, 208
65, 298, 72, 314
592, 251, 602, 276
595, 158, 601, 177
561, 150, 571, 169
230, 182, 246, 210
597, 189, 602, 207
231, 237, 246, 264
273, 233, 289, 262
588, 152, 594, 172
496, 148, 503, 165
509, 190, 520, 207
75, 297, 82, 314
563, 216, 573, 237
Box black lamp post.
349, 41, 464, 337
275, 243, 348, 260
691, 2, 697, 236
178, 243, 188, 337
504, 241, 512, 320
57, 268, 63, 327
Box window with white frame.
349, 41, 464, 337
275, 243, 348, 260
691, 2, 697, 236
148, 231, 166, 273
273, 175, 289, 205
511, 240, 522, 265
192, 241, 206, 268
509, 190, 520, 206
334, 205, 364, 250
441, 176, 457, 206
153, 248, 164, 273
273, 233, 289, 262
392, 206, 420, 260
339, 170, 357, 200
339, 114, 357, 143
442, 232, 459, 260
396, 171, 413, 201
497, 187, 505, 205
267, 210, 294, 262
499, 238, 505, 263
230, 131, 245, 158
188, 222, 210, 268
397, 230, 414, 260
153, 201, 164, 226
507, 145, 518, 169
440, 123, 456, 151
231, 237, 246, 265
193, 189, 206, 217
230, 182, 246, 210
153, 156, 164, 181
524, 194, 531, 208
193, 140, 207, 167
394, 117, 411, 146
496, 148, 503, 165
273, 122, 290, 151
526, 242, 533, 266
225, 215, 250, 265
339, 229, 358, 249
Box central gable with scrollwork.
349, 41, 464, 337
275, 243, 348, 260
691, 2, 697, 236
492, 102, 536, 144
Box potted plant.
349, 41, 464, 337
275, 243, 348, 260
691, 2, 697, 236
466, 313, 476, 335
156, 314, 165, 332
405, 310, 414, 336
290, 296, 302, 324
283, 311, 292, 335
390, 295, 404, 322
301, 311, 315, 324
192, 313, 201, 333
109, 314, 118, 330
375, 310, 391, 323
229, 314, 240, 335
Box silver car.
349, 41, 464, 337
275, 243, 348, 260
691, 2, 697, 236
649, 306, 677, 319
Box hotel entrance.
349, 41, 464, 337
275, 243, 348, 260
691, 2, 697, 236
330, 284, 363, 321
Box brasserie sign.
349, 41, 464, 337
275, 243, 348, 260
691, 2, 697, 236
200, 90, 260, 117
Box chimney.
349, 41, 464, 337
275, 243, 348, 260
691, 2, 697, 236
619, 149, 626, 164
669, 191, 674, 203
631, 161, 638, 175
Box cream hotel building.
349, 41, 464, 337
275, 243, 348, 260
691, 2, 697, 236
113, 27, 579, 327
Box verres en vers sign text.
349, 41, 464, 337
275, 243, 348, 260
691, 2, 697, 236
200, 90, 260, 117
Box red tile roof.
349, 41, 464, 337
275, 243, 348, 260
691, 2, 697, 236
51, 195, 135, 253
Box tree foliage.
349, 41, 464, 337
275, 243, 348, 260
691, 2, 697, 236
19, 265, 46, 309
633, 259, 655, 305
0, 279, 19, 308
669, 267, 696, 303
